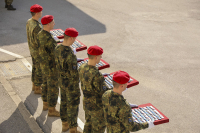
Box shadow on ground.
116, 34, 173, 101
0, 0, 106, 46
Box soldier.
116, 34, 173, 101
37, 15, 59, 117
102, 71, 155, 133
5, 0, 16, 10
54, 28, 82, 133
26, 4, 43, 94
79, 45, 111, 133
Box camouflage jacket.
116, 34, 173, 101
26, 18, 42, 57
54, 44, 80, 98
79, 63, 111, 111
102, 90, 149, 133
37, 29, 57, 75
54, 44, 79, 83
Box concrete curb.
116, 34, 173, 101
0, 76, 43, 133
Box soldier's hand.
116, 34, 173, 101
147, 121, 155, 129
102, 73, 110, 76
77, 58, 84, 62
129, 103, 138, 108
73, 48, 77, 54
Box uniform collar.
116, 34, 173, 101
31, 18, 40, 24
42, 29, 51, 36
86, 63, 98, 69
111, 90, 124, 99
60, 44, 73, 52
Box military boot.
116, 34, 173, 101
43, 102, 48, 111
69, 127, 82, 133
62, 121, 69, 132
48, 107, 60, 117
7, 5, 16, 10
34, 86, 42, 94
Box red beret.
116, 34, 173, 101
113, 71, 130, 84
87, 45, 103, 55
41, 15, 54, 25
30, 4, 43, 13
64, 28, 79, 37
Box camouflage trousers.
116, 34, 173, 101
83, 109, 106, 133
41, 70, 59, 107
60, 78, 80, 128
5, 0, 13, 5
31, 56, 43, 87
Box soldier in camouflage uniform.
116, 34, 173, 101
5, 0, 16, 10
102, 71, 154, 133
54, 28, 82, 133
26, 4, 43, 94
79, 45, 111, 133
37, 15, 59, 117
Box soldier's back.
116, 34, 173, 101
79, 63, 104, 111
102, 90, 131, 133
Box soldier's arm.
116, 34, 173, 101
32, 26, 42, 48
38, 37, 51, 75
118, 105, 149, 132
92, 73, 110, 95
62, 52, 73, 77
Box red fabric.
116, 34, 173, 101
113, 71, 130, 84
30, 4, 43, 13
64, 28, 79, 37
87, 45, 103, 55
41, 15, 54, 25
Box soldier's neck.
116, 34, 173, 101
113, 88, 122, 95
62, 40, 72, 47
32, 16, 39, 21
88, 59, 96, 66
43, 27, 50, 33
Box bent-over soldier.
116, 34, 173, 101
79, 45, 111, 133
54, 28, 82, 133
26, 4, 43, 94
37, 15, 59, 117
102, 71, 154, 133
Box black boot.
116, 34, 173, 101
7, 5, 16, 10
5, 4, 8, 8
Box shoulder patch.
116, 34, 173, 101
128, 117, 133, 123
103, 86, 107, 90
73, 65, 77, 70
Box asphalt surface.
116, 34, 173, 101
0, 0, 200, 133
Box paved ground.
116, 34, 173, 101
0, 0, 200, 133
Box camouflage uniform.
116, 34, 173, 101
5, 0, 13, 5
54, 44, 80, 128
78, 63, 111, 133
26, 18, 43, 87
102, 90, 149, 133
37, 29, 59, 107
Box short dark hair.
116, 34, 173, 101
64, 34, 70, 40
31, 12, 36, 16
87, 53, 95, 59
113, 81, 120, 88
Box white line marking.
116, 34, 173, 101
0, 48, 23, 58
21, 58, 32, 72
0, 48, 84, 130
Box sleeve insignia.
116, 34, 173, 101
73, 65, 77, 70
128, 117, 133, 123
103, 86, 107, 90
